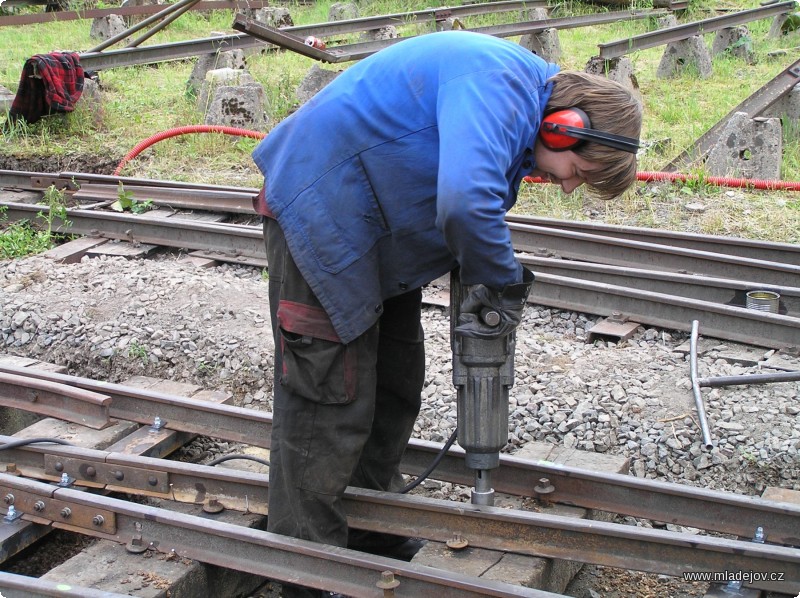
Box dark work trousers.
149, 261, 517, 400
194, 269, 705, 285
263, 218, 425, 562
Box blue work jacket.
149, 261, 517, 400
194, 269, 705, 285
252, 31, 559, 344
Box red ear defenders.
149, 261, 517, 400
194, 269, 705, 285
539, 108, 640, 154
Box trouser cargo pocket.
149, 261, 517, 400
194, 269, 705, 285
277, 299, 357, 404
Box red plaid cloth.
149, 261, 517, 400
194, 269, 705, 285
9, 52, 84, 124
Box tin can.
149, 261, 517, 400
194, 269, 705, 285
304, 36, 326, 50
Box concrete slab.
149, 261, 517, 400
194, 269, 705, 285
43, 237, 109, 263
413, 441, 629, 593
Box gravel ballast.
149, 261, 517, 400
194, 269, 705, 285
2, 251, 798, 497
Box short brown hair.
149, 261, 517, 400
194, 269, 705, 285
545, 71, 642, 200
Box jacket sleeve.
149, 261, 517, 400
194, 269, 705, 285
435, 68, 542, 289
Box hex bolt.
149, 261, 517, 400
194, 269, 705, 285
376, 570, 400, 596
3, 494, 14, 505
92, 515, 105, 527
4, 505, 17, 521
60, 473, 70, 485
33, 501, 46, 512
534, 477, 555, 505
60, 507, 71, 519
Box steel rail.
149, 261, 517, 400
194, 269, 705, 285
0, 571, 131, 598
0, 201, 267, 263
1, 360, 800, 548
235, 9, 663, 64
0, 365, 272, 448
526, 271, 800, 349
2, 434, 800, 550
507, 214, 800, 267
597, 1, 798, 59
0, 0, 272, 27
1, 473, 798, 594
75, 0, 547, 70
0, 372, 111, 430
509, 222, 800, 288
517, 256, 800, 316
0, 475, 563, 598
665, 57, 800, 171
70, 183, 257, 214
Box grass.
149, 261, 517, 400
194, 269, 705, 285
1, 0, 800, 246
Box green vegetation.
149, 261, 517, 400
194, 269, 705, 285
1, 0, 799, 251
0, 184, 71, 258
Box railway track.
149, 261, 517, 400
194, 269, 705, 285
2, 169, 799, 349
0, 364, 799, 597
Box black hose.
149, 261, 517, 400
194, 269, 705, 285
205, 454, 271, 468
400, 428, 458, 494
0, 438, 74, 450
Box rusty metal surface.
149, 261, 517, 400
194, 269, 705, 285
507, 214, 800, 266
509, 222, 800, 288
0, 372, 111, 429
2, 473, 798, 594
236, 9, 662, 64
597, 2, 797, 58
0, 365, 272, 447
3, 475, 563, 598
2, 432, 799, 553
0, 0, 272, 27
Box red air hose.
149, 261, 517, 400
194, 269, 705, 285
116, 126, 800, 191
113, 125, 266, 176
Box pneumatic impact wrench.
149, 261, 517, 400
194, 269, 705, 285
450, 269, 516, 506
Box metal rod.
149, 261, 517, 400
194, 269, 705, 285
699, 370, 800, 388
87, 0, 202, 53
689, 320, 714, 450
126, 0, 202, 48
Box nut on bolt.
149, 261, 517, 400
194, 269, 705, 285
3, 494, 14, 505
33, 500, 46, 512
60, 507, 72, 519
92, 515, 105, 527
534, 477, 555, 504
446, 533, 469, 550
376, 570, 400, 594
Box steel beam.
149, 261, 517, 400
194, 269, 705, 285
0, 372, 111, 429
597, 2, 797, 59
665, 58, 800, 171
509, 222, 800, 288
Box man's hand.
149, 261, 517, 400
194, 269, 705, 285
455, 267, 535, 340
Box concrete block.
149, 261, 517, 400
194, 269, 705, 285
240, 6, 293, 28
204, 84, 268, 129
519, 9, 560, 63
328, 2, 358, 21
711, 26, 755, 64
706, 112, 782, 179
657, 36, 713, 79
762, 82, 800, 140
584, 56, 642, 103
0, 84, 14, 113
361, 25, 399, 42
295, 64, 341, 105
197, 67, 256, 111
187, 50, 247, 97
89, 14, 128, 43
